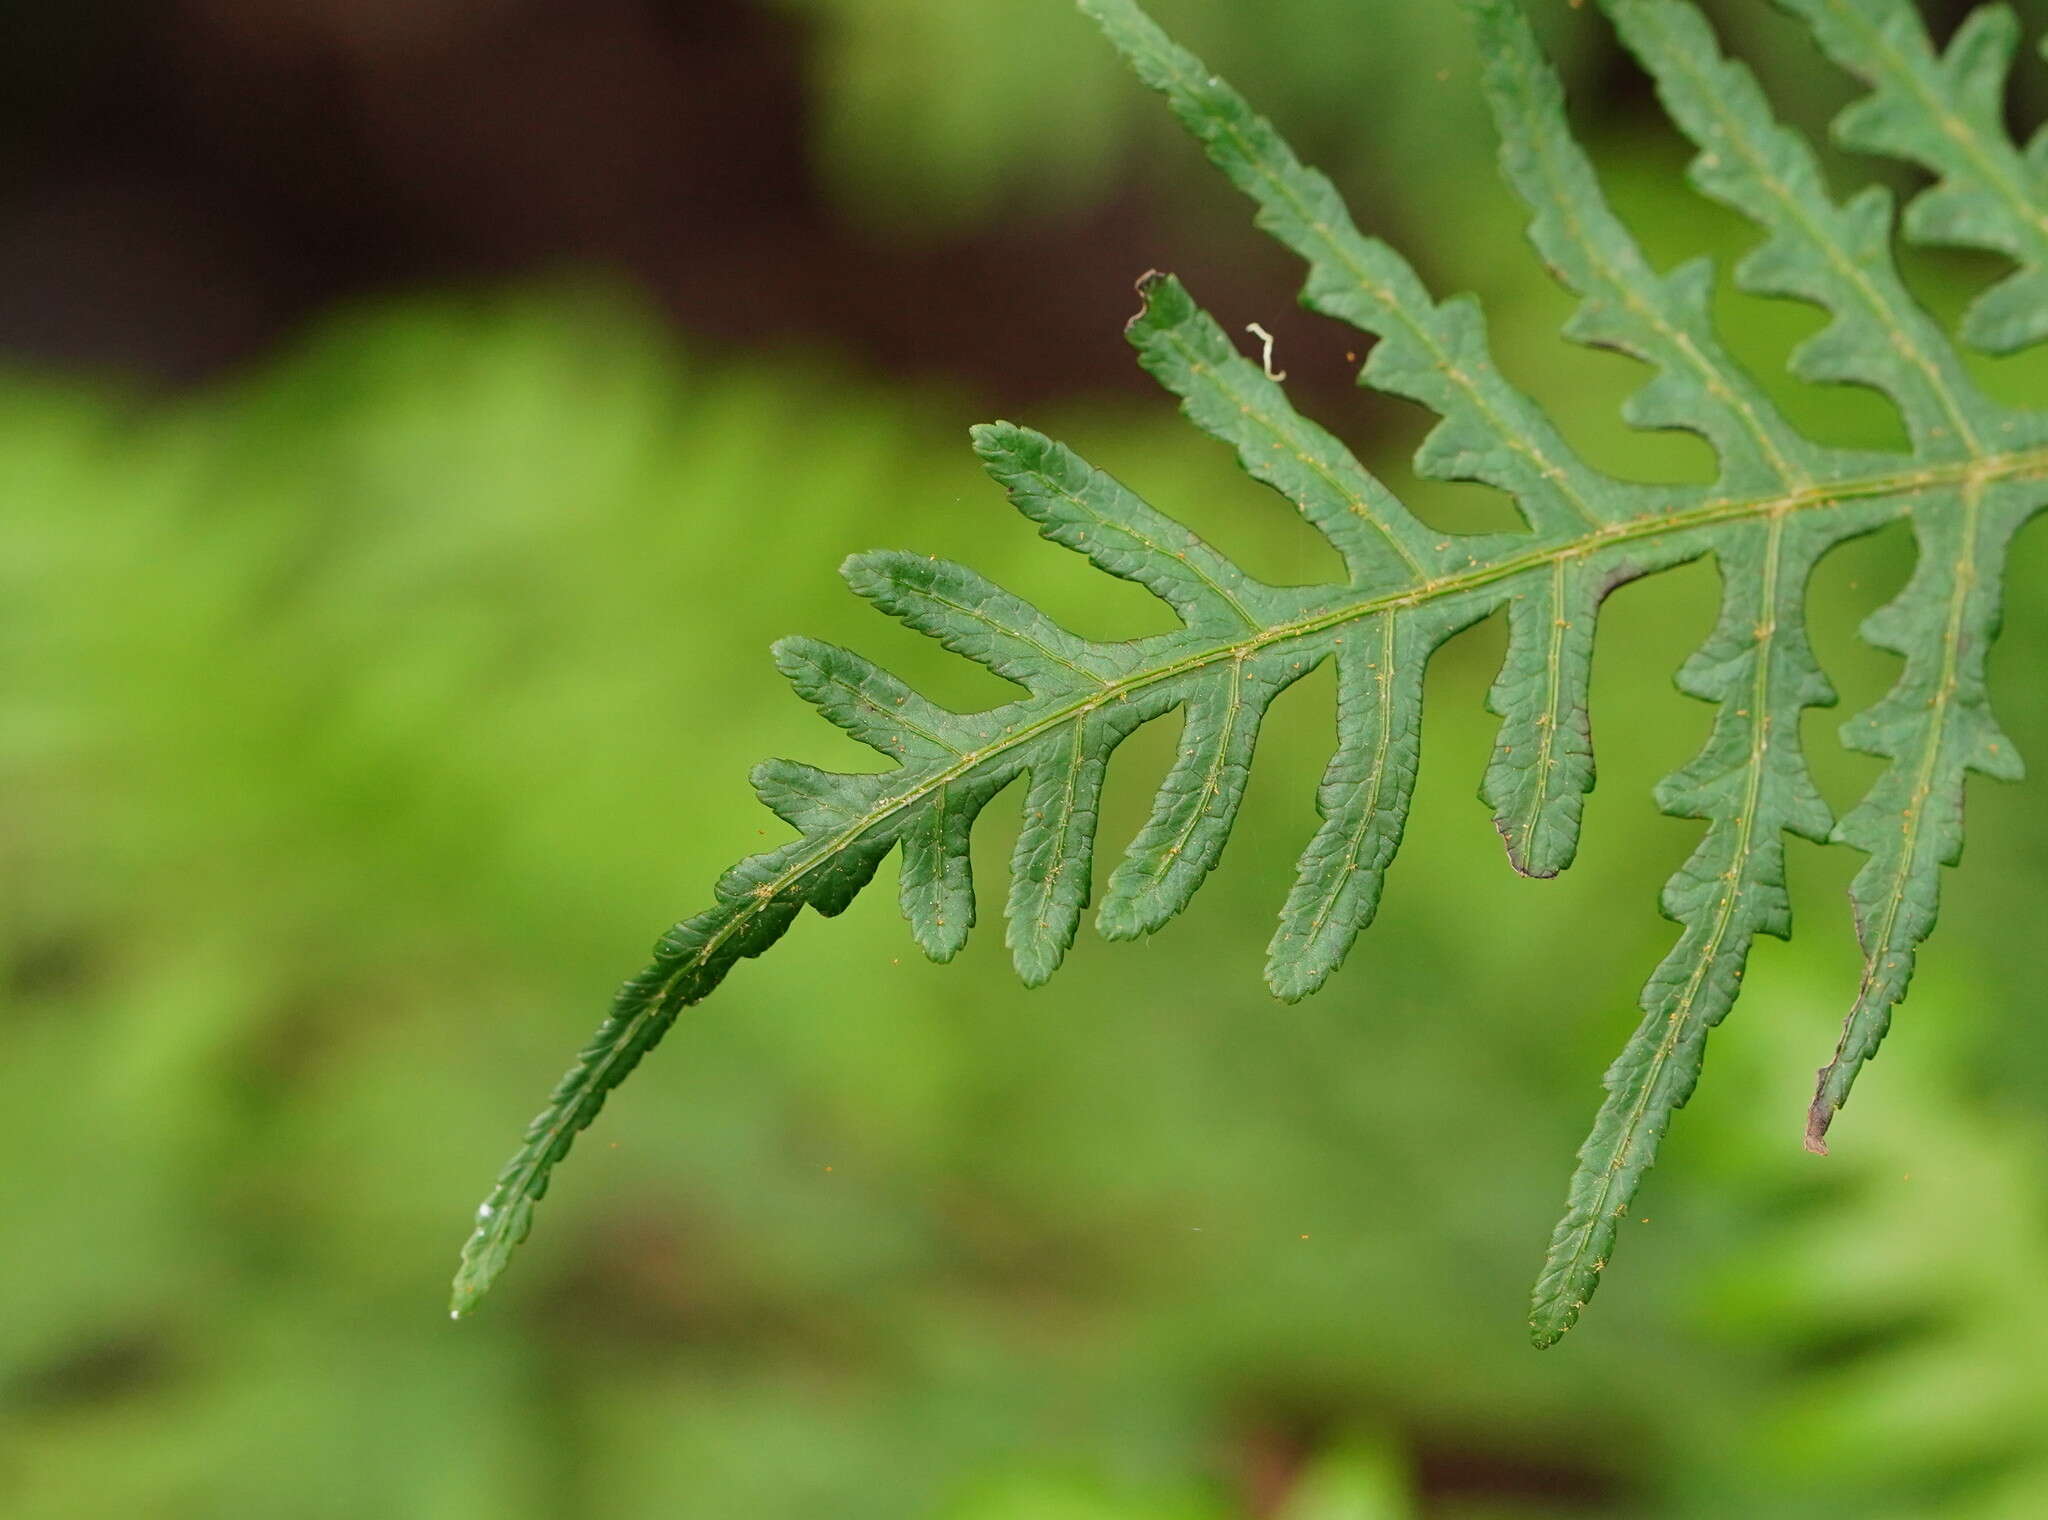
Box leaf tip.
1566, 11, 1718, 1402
1096, 879, 1173, 943
448, 1244, 500, 1320
1492, 813, 1565, 880
1528, 1321, 1567, 1351
969, 420, 1052, 484
1527, 1288, 1585, 1350
909, 918, 968, 965
1803, 1093, 1834, 1156
1261, 961, 1322, 1004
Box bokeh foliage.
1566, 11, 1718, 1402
765, 0, 1924, 253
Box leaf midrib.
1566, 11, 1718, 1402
666, 447, 2048, 1013
1306, 611, 1401, 939
1514, 556, 1574, 866
1141, 653, 1248, 894
470, 450, 2048, 1276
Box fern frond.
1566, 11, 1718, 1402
454, 0, 2048, 1345
1777, 0, 2048, 354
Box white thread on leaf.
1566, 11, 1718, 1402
1245, 322, 1287, 380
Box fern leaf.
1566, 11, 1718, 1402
1475, 2, 1826, 487
1481, 562, 1600, 878
978, 424, 1266, 632
1777, 0, 2048, 354
1601, 0, 2008, 451
1077, 0, 1646, 539
840, 547, 1122, 692
1807, 481, 2030, 1150
1123, 271, 1443, 586
1268, 612, 1441, 1001
899, 775, 1005, 963
455, 0, 2048, 1346
1097, 651, 1298, 941
1530, 512, 1855, 1345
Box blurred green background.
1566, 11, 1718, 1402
8, 0, 2048, 1515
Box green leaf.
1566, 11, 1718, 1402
1267, 612, 1439, 1002
455, 0, 2048, 1345
1807, 479, 2031, 1152
1481, 561, 1601, 879
1097, 649, 1300, 942
1775, 0, 2048, 354
1121, 270, 1444, 587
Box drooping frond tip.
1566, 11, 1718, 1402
456, 0, 2048, 1345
